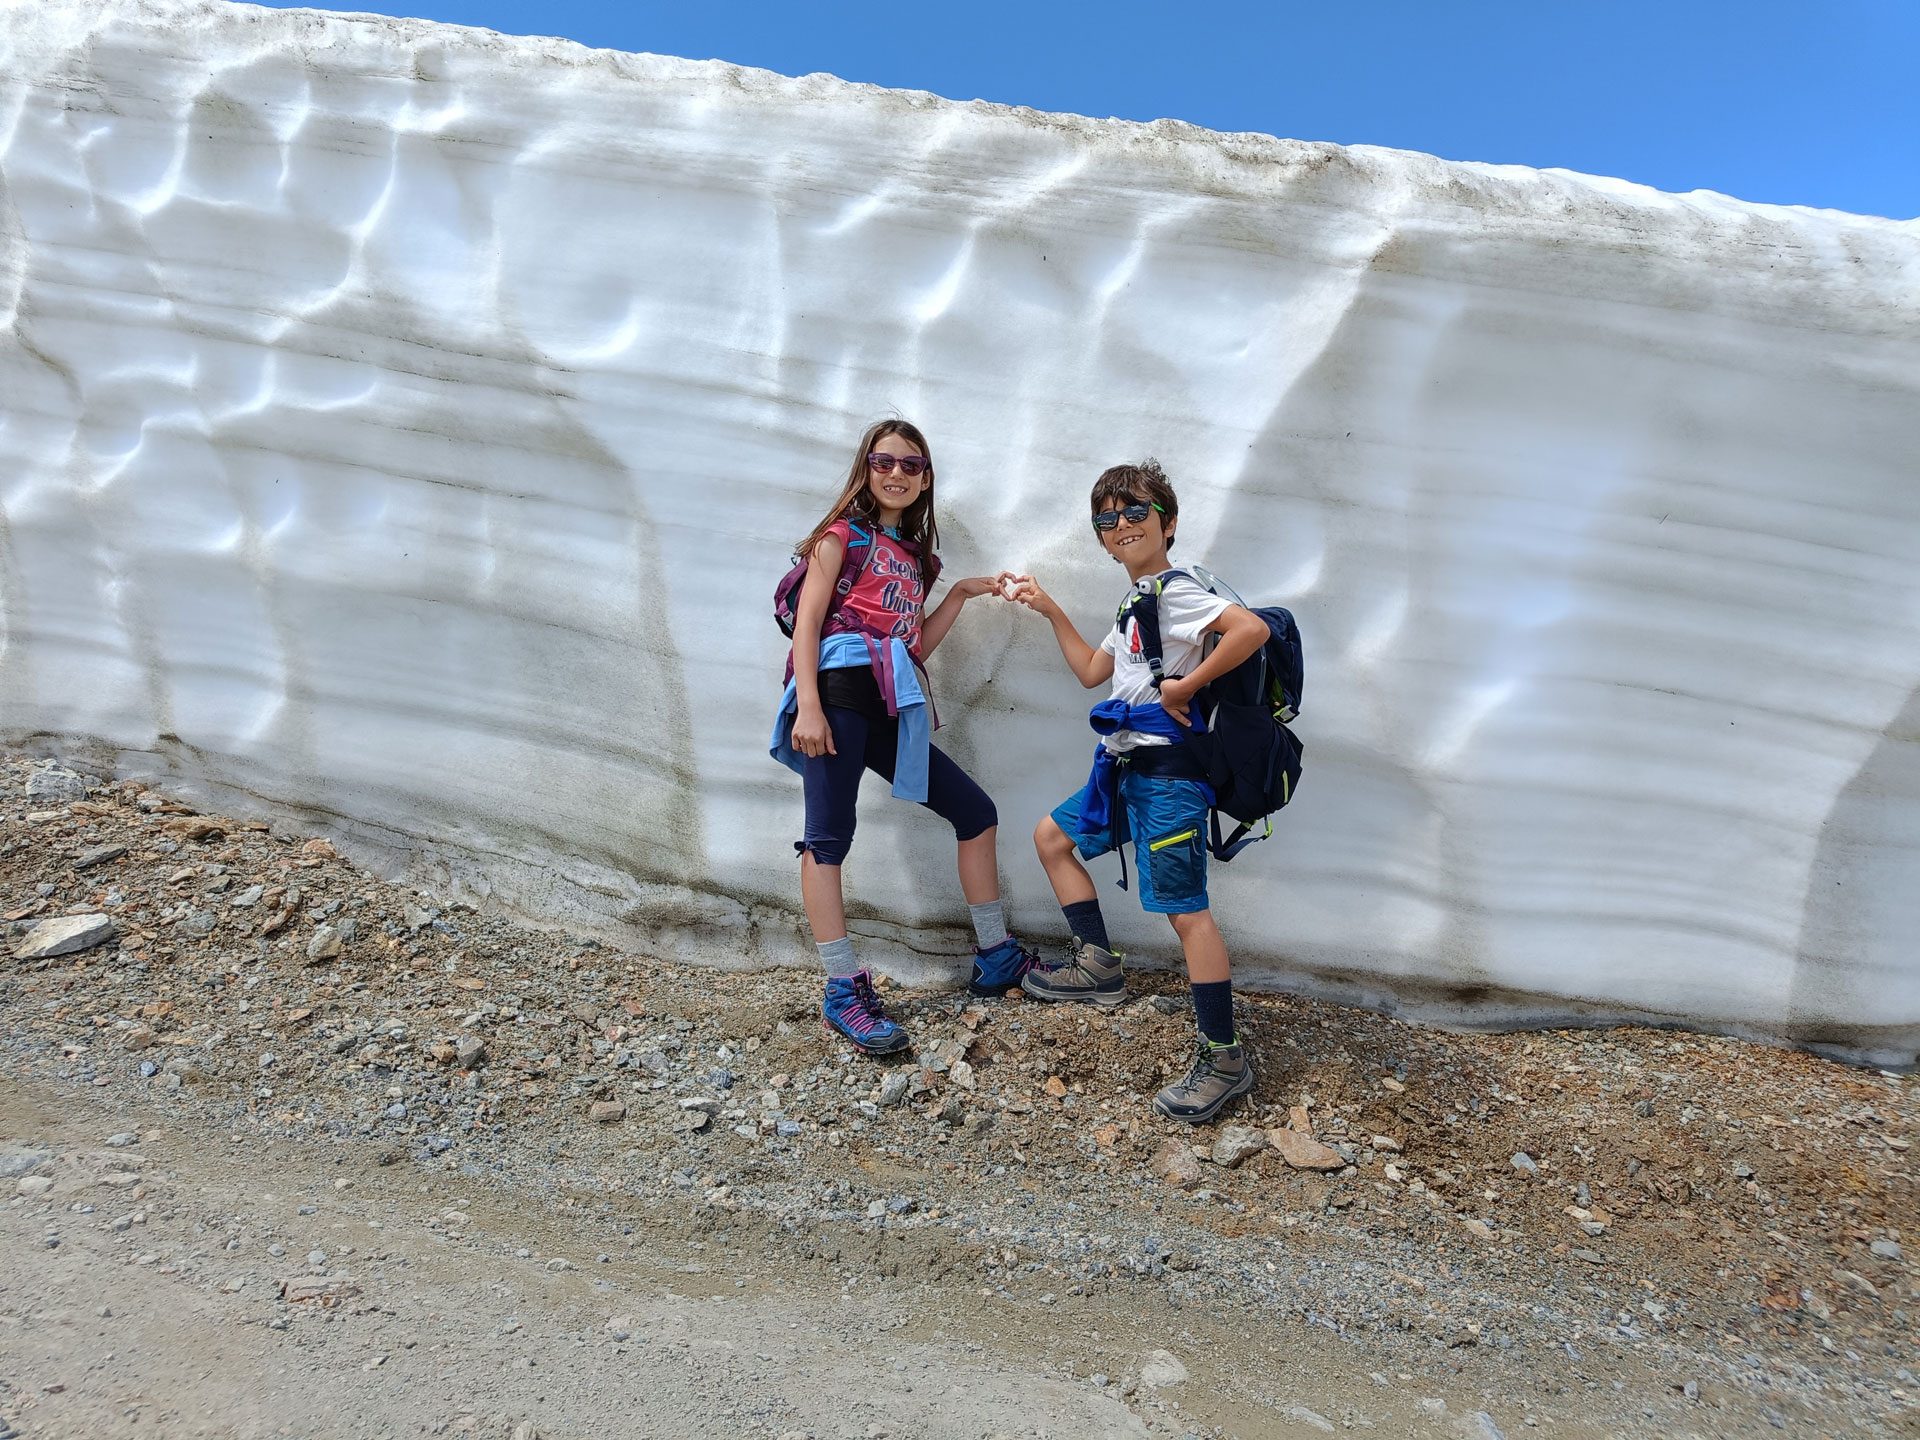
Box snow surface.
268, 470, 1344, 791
3, 0, 1918, 1062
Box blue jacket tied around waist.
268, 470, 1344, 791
1077, 697, 1210, 835
771, 632, 931, 801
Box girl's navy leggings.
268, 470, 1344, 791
799, 705, 997, 866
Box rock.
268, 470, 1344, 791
303, 838, 337, 859
949, 1060, 975, 1091
1634, 1098, 1656, 1117
27, 766, 86, 802
14, 913, 115, 960
1287, 1105, 1315, 1136
230, 884, 265, 909
280, 1275, 361, 1304
1212, 1125, 1266, 1168
671, 1110, 712, 1135
74, 844, 127, 870
306, 925, 344, 962
1833, 1267, 1879, 1297
1369, 1135, 1401, 1153
588, 1101, 626, 1124
636, 1049, 671, 1078
1286, 1407, 1336, 1432
877, 1071, 911, 1108
1266, 1128, 1345, 1172
402, 902, 434, 931
1149, 1139, 1203, 1190
0, 1148, 51, 1178
1043, 1075, 1067, 1098
1570, 1248, 1605, 1266
17, 1176, 53, 1196
1870, 1239, 1903, 1262
1379, 1076, 1405, 1093
1461, 1218, 1494, 1240
962, 1111, 993, 1139
384, 1103, 407, 1120
1139, 1349, 1188, 1388
180, 908, 216, 937
1511, 1151, 1540, 1177
678, 1096, 720, 1115
1149, 995, 1184, 1015
124, 1024, 155, 1052
455, 1035, 487, 1069
1466, 1412, 1508, 1440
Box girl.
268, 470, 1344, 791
771, 419, 1036, 1055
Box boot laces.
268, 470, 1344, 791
846, 973, 892, 1036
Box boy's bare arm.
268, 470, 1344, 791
1155, 604, 1269, 727
1006, 575, 1114, 689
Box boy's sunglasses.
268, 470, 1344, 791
868, 453, 929, 478
1091, 502, 1164, 532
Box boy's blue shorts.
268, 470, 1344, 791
1050, 767, 1211, 915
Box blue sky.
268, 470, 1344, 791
264, 0, 1918, 219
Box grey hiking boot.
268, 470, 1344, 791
1020, 940, 1127, 1007
1152, 1037, 1255, 1123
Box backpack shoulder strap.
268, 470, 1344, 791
1118, 569, 1194, 685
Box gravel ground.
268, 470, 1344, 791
2, 752, 1916, 1439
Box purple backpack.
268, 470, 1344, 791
773, 521, 877, 639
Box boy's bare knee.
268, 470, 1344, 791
1034, 815, 1069, 857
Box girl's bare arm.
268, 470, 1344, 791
789, 535, 845, 758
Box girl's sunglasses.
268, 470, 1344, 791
868, 453, 929, 478
1092, 502, 1164, 532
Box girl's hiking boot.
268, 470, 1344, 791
1152, 1036, 1254, 1123
822, 971, 910, 1056
1020, 940, 1127, 1007
967, 935, 1041, 997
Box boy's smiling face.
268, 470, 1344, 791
1096, 496, 1177, 579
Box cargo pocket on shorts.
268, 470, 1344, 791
1146, 825, 1205, 904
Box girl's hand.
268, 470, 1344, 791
944, 572, 1021, 599
791, 703, 837, 758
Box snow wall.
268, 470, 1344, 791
3, 0, 1919, 1066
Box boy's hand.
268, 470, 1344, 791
1003, 574, 1059, 618
791, 702, 837, 758
1156, 673, 1199, 726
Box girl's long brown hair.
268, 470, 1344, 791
798, 419, 941, 590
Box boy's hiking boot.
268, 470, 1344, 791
1020, 940, 1127, 1007
967, 935, 1040, 997
822, 971, 910, 1056
1153, 1036, 1254, 1123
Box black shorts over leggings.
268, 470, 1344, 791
798, 705, 997, 866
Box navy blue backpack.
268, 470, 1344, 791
1121, 566, 1304, 861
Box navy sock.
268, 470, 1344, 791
1191, 980, 1236, 1045
1062, 899, 1110, 952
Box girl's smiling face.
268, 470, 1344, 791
866, 431, 929, 526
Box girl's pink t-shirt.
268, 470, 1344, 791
825, 519, 926, 653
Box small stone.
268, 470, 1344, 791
588, 1101, 627, 1124
1832, 1267, 1879, 1297
1634, 1098, 1656, 1117
877, 1071, 911, 1108
1090, 1373, 1109, 1387
1043, 1075, 1067, 1098
17, 1175, 53, 1196
308, 1249, 328, 1266
124, 1025, 156, 1052
1369, 1135, 1401, 1153
230, 884, 265, 909
180, 908, 216, 937
426, 1136, 453, 1155
105, 1132, 138, 1148
1212, 1125, 1266, 1168
1461, 1218, 1494, 1240
305, 925, 344, 963
1139, 1349, 1188, 1388
678, 1096, 720, 1115
636, 1049, 671, 1078
1570, 1248, 1606, 1266
74, 844, 127, 871
384, 1103, 408, 1121
1266, 1128, 1345, 1172
1466, 1411, 1508, 1440
1870, 1239, 1903, 1262
1149, 1139, 1203, 1190
774, 1119, 800, 1138
950, 1060, 976, 1092
14, 913, 115, 960
455, 1035, 487, 1069
280, 1275, 361, 1304
1379, 1076, 1405, 1093
402, 902, 434, 931
1511, 1152, 1539, 1177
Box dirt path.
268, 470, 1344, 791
2, 754, 1915, 1438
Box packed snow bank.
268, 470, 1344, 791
3, 0, 1918, 1063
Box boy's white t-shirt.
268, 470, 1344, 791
1099, 573, 1232, 752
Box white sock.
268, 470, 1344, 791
969, 900, 1009, 950
816, 936, 858, 979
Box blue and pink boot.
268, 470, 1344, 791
822, 970, 911, 1056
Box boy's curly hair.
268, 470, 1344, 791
1090, 460, 1179, 551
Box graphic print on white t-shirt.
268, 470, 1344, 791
1098, 574, 1232, 752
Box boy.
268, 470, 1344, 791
1007, 461, 1272, 1124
